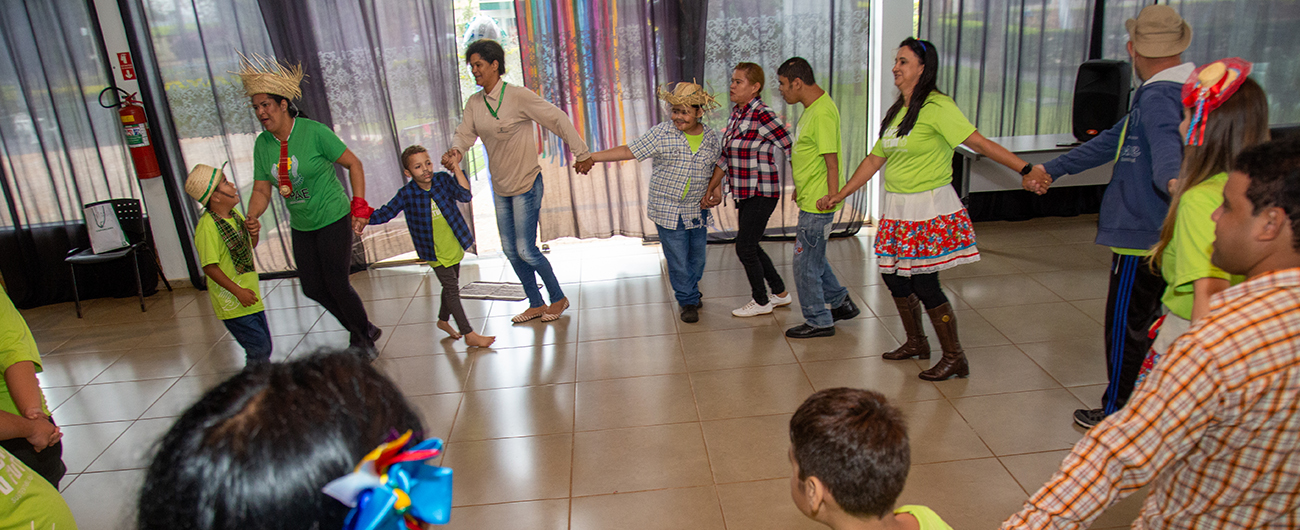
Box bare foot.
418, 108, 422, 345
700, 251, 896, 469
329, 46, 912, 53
465, 331, 496, 348
437, 320, 462, 339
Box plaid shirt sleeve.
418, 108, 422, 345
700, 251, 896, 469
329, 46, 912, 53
1001, 334, 1222, 530
369, 187, 406, 225
629, 122, 666, 161
755, 106, 793, 158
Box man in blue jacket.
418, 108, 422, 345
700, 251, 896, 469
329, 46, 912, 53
1022, 5, 1194, 429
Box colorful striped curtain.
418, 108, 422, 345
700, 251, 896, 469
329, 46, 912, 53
515, 0, 665, 240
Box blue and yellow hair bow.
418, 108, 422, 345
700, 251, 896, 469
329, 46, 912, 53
322, 431, 453, 529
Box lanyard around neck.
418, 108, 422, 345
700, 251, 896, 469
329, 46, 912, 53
484, 81, 506, 119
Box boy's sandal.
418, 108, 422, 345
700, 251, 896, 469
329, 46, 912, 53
512, 308, 546, 323
540, 298, 569, 322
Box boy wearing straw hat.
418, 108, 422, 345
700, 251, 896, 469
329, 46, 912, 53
581, 82, 723, 323
186, 164, 272, 366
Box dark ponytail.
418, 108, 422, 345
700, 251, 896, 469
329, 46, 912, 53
267, 94, 309, 120
880, 37, 941, 138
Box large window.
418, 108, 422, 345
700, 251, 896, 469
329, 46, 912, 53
1106, 0, 1300, 125
922, 0, 1095, 137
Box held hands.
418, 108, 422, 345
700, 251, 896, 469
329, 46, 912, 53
1021, 164, 1052, 195
700, 188, 722, 209
816, 193, 843, 211
244, 216, 261, 238
236, 287, 260, 307
351, 216, 368, 237
573, 157, 595, 175
441, 149, 463, 172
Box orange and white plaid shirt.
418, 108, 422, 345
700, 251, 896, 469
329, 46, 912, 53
1003, 267, 1300, 530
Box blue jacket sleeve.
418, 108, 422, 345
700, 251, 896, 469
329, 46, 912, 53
435, 172, 472, 203
369, 188, 405, 225
1043, 118, 1123, 179
1142, 88, 1185, 196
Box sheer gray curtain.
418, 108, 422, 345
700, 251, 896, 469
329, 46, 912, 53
921, 0, 1095, 136
1105, 0, 1300, 125
0, 0, 141, 305
141, 0, 295, 270
301, 0, 465, 262
702, 0, 872, 236
0, 0, 139, 227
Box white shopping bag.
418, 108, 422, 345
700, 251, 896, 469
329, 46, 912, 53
85, 202, 130, 254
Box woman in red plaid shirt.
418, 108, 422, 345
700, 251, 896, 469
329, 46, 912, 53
703, 62, 796, 318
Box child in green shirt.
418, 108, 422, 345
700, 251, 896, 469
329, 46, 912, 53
185, 164, 272, 365
0, 284, 65, 488
790, 388, 953, 530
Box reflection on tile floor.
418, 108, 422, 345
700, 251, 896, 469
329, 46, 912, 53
29, 215, 1143, 529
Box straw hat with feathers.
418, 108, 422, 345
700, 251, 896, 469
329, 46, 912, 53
656, 81, 720, 111
235, 52, 305, 101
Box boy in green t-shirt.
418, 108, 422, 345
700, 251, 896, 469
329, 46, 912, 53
790, 388, 954, 530
0, 285, 65, 488
367, 146, 495, 348
777, 57, 858, 339
185, 164, 272, 365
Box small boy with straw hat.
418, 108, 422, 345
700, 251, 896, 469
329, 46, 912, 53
581, 81, 723, 323
185, 163, 272, 366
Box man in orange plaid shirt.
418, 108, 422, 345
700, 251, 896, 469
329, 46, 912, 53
1003, 137, 1300, 529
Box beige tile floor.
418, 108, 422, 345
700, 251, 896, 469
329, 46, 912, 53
25, 213, 1147, 529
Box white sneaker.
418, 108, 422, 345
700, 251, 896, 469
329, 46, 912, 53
732, 300, 774, 317
769, 292, 793, 307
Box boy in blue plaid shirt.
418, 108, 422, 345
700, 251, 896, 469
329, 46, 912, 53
583, 82, 723, 323
367, 146, 495, 348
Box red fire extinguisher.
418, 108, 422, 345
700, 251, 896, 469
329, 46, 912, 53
100, 88, 162, 180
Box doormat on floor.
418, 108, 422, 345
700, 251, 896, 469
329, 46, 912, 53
459, 281, 539, 301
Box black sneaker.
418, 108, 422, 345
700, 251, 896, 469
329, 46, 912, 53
785, 323, 836, 338
1073, 408, 1106, 429
680, 304, 700, 323
831, 297, 860, 321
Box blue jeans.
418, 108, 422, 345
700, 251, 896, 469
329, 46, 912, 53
223, 311, 273, 365
793, 211, 849, 328
494, 175, 565, 308
656, 216, 708, 307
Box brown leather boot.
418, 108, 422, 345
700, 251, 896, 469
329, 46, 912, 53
919, 303, 970, 381
883, 295, 930, 360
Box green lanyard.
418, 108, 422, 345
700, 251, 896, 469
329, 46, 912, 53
484, 81, 506, 119
1114, 115, 1129, 162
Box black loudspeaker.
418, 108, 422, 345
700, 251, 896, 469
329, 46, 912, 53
1073, 60, 1132, 142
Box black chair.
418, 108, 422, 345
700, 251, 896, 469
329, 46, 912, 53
65, 198, 170, 318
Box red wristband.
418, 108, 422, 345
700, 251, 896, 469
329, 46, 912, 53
351, 197, 374, 219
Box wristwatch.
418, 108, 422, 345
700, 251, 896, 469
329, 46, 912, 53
1019, 163, 1034, 176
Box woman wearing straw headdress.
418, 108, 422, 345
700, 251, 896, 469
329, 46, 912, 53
579, 82, 723, 324
441, 39, 592, 324
238, 54, 382, 355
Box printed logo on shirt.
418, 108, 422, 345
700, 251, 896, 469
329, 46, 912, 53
215, 286, 240, 312
880, 127, 909, 151
430, 200, 444, 219
271, 155, 311, 202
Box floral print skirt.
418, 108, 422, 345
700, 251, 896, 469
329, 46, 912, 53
874, 186, 980, 276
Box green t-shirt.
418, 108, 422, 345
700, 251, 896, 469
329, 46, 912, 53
429, 199, 465, 268
1160, 173, 1245, 319
0, 285, 48, 417
0, 447, 78, 530
195, 212, 265, 320
896, 505, 953, 530
870, 92, 976, 194
684, 131, 703, 153
253, 118, 351, 231
792, 93, 844, 213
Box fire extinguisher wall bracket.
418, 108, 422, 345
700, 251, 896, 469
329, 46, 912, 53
100, 87, 162, 180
